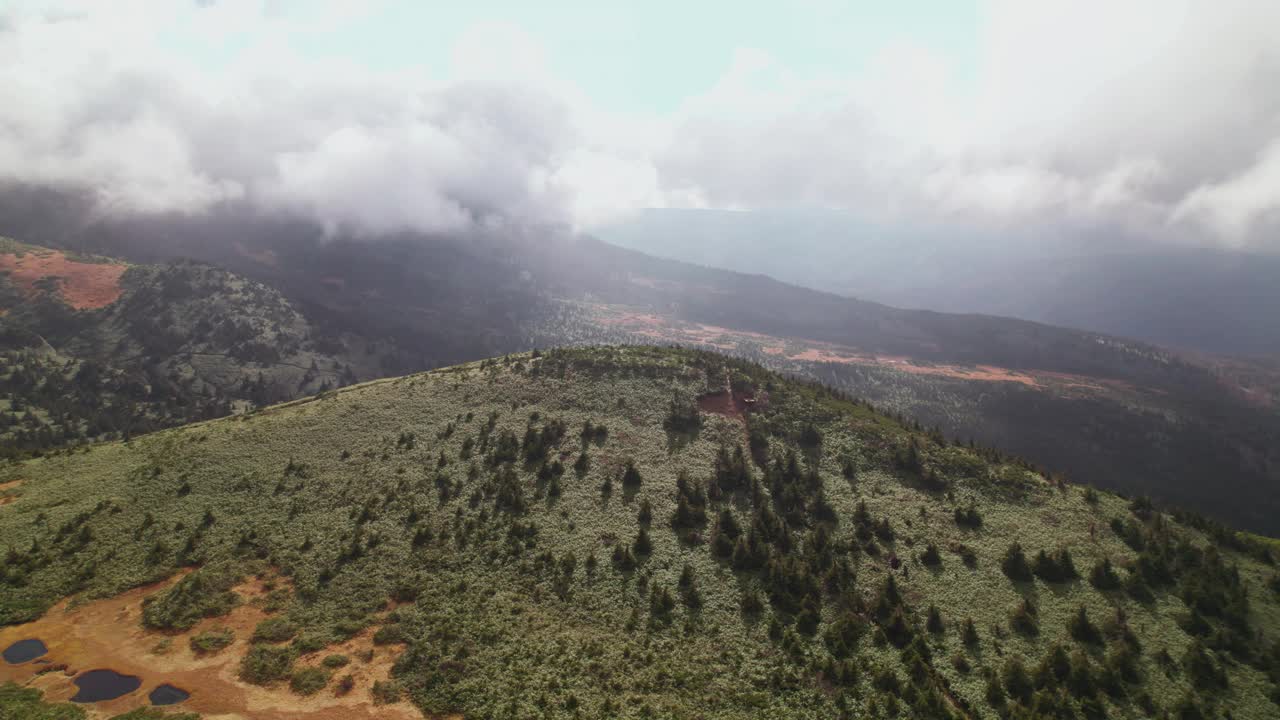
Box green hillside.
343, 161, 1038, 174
0, 241, 385, 458
2, 346, 1278, 719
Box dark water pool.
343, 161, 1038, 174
2, 638, 47, 664
149, 684, 190, 705
70, 669, 142, 702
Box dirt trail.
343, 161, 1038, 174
0, 250, 126, 309
0, 479, 20, 506
0, 574, 430, 720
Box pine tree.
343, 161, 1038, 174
633, 527, 652, 556
1002, 542, 1032, 581
1069, 606, 1101, 645
920, 543, 942, 567
622, 460, 642, 488
1090, 557, 1121, 590
926, 604, 944, 634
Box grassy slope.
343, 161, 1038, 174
1, 346, 1278, 719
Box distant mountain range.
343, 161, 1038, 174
0, 188, 1277, 534
598, 208, 1280, 357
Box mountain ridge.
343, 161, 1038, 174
1, 345, 1278, 719
0, 201, 1277, 533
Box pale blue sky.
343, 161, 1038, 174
283, 0, 980, 113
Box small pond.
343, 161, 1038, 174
70, 669, 142, 702
2, 638, 47, 664
149, 684, 191, 706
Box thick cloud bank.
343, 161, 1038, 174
0, 2, 581, 235
1, 1, 1278, 247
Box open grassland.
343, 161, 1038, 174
2, 346, 1278, 719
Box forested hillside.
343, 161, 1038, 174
0, 240, 380, 458
2, 347, 1277, 719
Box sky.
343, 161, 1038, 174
1, 0, 1278, 247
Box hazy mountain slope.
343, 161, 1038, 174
598, 208, 1280, 356
2, 200, 1277, 534
0, 239, 377, 457
528, 237, 1280, 533
2, 347, 1278, 720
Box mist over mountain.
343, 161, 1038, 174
599, 208, 1280, 356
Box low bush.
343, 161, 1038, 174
141, 564, 241, 630
239, 643, 295, 685
290, 667, 329, 696
322, 654, 350, 669
252, 617, 298, 643
189, 627, 234, 655
371, 679, 403, 704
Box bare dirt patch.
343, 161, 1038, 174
0, 479, 21, 506
697, 389, 761, 421
234, 241, 280, 268
0, 251, 126, 310
697, 391, 742, 419
0, 573, 426, 720
585, 303, 1132, 397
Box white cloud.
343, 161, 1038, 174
651, 0, 1280, 246
0, 2, 587, 233
0, 0, 1277, 246
1173, 140, 1280, 244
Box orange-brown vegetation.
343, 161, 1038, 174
0, 250, 126, 310
589, 304, 1120, 392
0, 479, 20, 506
0, 572, 426, 720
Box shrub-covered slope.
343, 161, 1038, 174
0, 240, 382, 457
2, 346, 1278, 719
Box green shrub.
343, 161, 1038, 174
290, 667, 329, 696
372, 624, 404, 645
0, 681, 85, 720
321, 654, 350, 669
189, 627, 234, 655
292, 632, 329, 654
239, 643, 295, 685
252, 616, 298, 643
262, 588, 291, 613
371, 679, 403, 704
335, 674, 355, 696
141, 564, 241, 630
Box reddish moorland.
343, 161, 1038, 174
0, 250, 126, 309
